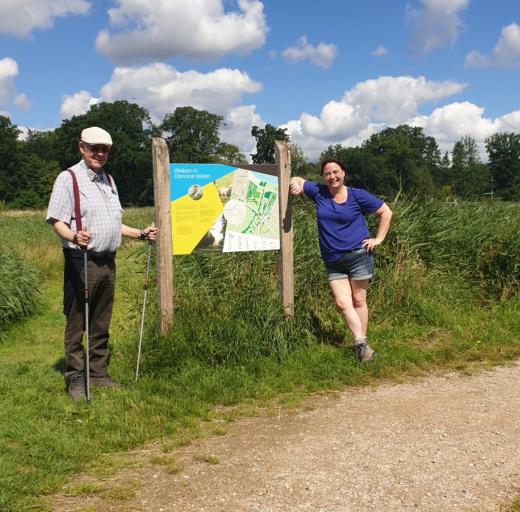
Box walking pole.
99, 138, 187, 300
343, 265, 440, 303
83, 245, 91, 403
135, 238, 153, 381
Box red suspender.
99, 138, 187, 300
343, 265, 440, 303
67, 169, 82, 232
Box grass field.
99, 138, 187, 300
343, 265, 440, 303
0, 201, 519, 511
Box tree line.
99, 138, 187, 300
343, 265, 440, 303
0, 100, 519, 209
319, 126, 520, 202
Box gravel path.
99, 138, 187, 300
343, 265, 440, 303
51, 363, 520, 511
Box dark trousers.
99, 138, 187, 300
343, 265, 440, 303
63, 250, 116, 381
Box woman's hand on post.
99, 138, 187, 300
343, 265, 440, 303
290, 177, 305, 196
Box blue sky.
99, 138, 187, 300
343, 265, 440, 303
1, 0, 519, 159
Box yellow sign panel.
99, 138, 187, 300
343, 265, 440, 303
171, 182, 224, 255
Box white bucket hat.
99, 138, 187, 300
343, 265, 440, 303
81, 126, 113, 146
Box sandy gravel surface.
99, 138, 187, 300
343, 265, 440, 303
51, 363, 520, 511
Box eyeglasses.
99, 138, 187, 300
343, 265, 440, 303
83, 143, 111, 154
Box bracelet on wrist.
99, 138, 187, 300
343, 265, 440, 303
139, 230, 148, 240
73, 233, 78, 245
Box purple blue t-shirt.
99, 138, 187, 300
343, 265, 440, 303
303, 181, 384, 262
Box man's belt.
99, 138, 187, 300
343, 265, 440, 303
63, 248, 116, 263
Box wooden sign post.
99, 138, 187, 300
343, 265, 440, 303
152, 138, 174, 334
152, 138, 294, 333
275, 140, 294, 317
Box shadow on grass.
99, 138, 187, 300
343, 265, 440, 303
53, 357, 66, 376
308, 312, 346, 347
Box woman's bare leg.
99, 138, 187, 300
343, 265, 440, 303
350, 279, 370, 337
329, 278, 364, 340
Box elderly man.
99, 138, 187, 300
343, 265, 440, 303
47, 126, 158, 401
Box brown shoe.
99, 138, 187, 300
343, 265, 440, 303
67, 373, 86, 401
90, 376, 123, 389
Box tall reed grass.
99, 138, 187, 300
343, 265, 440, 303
0, 248, 39, 335
124, 198, 520, 374
0, 211, 61, 276
380, 199, 520, 299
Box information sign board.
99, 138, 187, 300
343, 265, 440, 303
170, 164, 280, 255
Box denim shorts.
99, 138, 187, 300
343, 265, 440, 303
325, 248, 374, 281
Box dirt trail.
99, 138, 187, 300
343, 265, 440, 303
51, 363, 520, 512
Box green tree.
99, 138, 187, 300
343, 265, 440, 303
424, 135, 442, 171
9, 154, 60, 209
452, 135, 479, 168
362, 125, 437, 197
161, 106, 223, 163
214, 142, 247, 165
8, 130, 61, 209
22, 129, 59, 162
289, 142, 315, 178
449, 136, 491, 199
54, 101, 153, 205
485, 132, 520, 200
0, 123, 61, 209
319, 144, 350, 165
436, 151, 453, 196
251, 124, 289, 164
0, 116, 22, 204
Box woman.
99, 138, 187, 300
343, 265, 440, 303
290, 159, 392, 362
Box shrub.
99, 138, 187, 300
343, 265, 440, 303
0, 249, 39, 335
117, 199, 520, 372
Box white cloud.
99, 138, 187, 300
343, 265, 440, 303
0, 57, 29, 113
407, 101, 520, 158
287, 72, 465, 147
281, 36, 338, 68
281, 119, 327, 160
407, 102, 494, 152
407, 0, 470, 53
76, 65, 272, 161
60, 90, 100, 119
99, 63, 262, 122
0, 58, 18, 107
284, 81, 520, 162
291, 75, 465, 145
16, 125, 30, 140
344, 75, 465, 122
372, 45, 388, 56
464, 50, 489, 68
300, 101, 367, 140
17, 125, 54, 140
96, 0, 267, 63
220, 105, 264, 159
283, 118, 383, 161
494, 23, 520, 66
60, 63, 263, 155
465, 23, 520, 68
14, 94, 30, 109
283, 75, 468, 160
495, 110, 520, 132
0, 0, 90, 37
